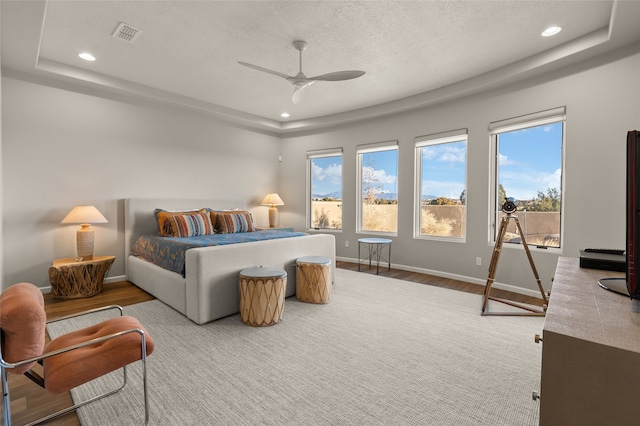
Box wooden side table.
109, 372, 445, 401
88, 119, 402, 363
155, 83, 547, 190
48, 256, 115, 298
296, 256, 332, 304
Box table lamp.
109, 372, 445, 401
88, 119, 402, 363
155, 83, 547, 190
261, 193, 284, 228
61, 205, 108, 260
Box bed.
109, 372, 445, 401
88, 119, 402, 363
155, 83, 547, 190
124, 198, 336, 324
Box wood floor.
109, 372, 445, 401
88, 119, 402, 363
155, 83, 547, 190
4, 261, 543, 425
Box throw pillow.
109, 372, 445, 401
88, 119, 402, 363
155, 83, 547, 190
154, 208, 208, 236
215, 210, 255, 234
168, 212, 215, 237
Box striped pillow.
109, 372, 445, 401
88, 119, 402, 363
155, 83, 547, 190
169, 212, 215, 237
155, 208, 206, 236
215, 211, 255, 234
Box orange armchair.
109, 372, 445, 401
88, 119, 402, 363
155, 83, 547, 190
0, 282, 154, 425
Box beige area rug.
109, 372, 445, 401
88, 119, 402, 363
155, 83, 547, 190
47, 269, 544, 425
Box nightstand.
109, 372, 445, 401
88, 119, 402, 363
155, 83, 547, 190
256, 226, 294, 232
48, 255, 115, 298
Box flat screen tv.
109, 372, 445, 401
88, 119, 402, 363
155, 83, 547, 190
627, 130, 640, 299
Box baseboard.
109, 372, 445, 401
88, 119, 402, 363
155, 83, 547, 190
39, 263, 542, 300
105, 274, 127, 284
336, 256, 544, 300
38, 274, 128, 294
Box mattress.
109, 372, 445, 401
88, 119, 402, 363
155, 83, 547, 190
130, 230, 307, 275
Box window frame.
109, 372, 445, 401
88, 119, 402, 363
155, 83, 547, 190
306, 148, 344, 232
489, 107, 566, 253
356, 140, 399, 236
414, 129, 468, 242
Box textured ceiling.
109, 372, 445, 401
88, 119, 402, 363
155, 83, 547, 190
2, 1, 640, 133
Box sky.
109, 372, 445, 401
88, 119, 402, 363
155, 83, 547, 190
498, 122, 563, 201
311, 156, 343, 195
421, 140, 466, 200
311, 121, 562, 201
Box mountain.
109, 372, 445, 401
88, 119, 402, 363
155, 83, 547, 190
377, 192, 398, 201
312, 191, 342, 200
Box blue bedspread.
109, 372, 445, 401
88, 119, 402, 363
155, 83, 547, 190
131, 230, 307, 276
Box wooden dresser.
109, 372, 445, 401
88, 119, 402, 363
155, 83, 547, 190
540, 257, 640, 425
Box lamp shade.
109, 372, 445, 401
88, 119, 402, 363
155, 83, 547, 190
261, 193, 284, 207
61, 206, 108, 224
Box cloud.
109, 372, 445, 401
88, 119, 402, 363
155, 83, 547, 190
422, 144, 465, 163
364, 166, 397, 185
500, 168, 561, 200
422, 180, 465, 199
498, 153, 515, 166
313, 162, 342, 186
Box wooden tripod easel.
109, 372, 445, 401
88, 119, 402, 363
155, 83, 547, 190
481, 214, 549, 316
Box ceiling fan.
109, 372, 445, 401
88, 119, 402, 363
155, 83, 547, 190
238, 40, 365, 104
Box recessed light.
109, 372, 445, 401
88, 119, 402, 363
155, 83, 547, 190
541, 26, 561, 37
79, 52, 96, 61
281, 112, 290, 118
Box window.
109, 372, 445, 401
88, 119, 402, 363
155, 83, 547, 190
307, 148, 343, 230
490, 107, 565, 249
356, 141, 398, 234
414, 130, 467, 241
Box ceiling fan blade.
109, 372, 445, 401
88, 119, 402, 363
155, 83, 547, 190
308, 70, 366, 82
239, 41, 367, 104
238, 62, 291, 80
292, 85, 305, 104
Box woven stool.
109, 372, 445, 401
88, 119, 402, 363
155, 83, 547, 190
296, 256, 332, 304
239, 267, 287, 326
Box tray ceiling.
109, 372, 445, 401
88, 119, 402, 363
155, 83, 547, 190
2, 1, 639, 133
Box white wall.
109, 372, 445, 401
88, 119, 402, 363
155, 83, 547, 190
2, 49, 638, 295
1, 77, 281, 289
280, 50, 640, 295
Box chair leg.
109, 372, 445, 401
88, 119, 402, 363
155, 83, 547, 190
2, 367, 12, 426
143, 355, 149, 425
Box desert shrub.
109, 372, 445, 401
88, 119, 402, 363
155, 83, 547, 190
363, 204, 379, 230
503, 232, 521, 243
362, 204, 397, 232
421, 210, 455, 236
313, 208, 330, 228
501, 232, 560, 248
525, 234, 560, 247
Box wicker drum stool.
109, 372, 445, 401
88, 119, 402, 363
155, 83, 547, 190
296, 256, 332, 304
239, 267, 287, 326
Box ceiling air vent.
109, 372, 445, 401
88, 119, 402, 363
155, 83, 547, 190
112, 22, 142, 43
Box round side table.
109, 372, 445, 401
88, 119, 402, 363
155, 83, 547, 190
358, 238, 392, 274
238, 267, 287, 326
48, 256, 115, 298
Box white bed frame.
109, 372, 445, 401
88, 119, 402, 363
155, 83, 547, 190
124, 198, 336, 324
